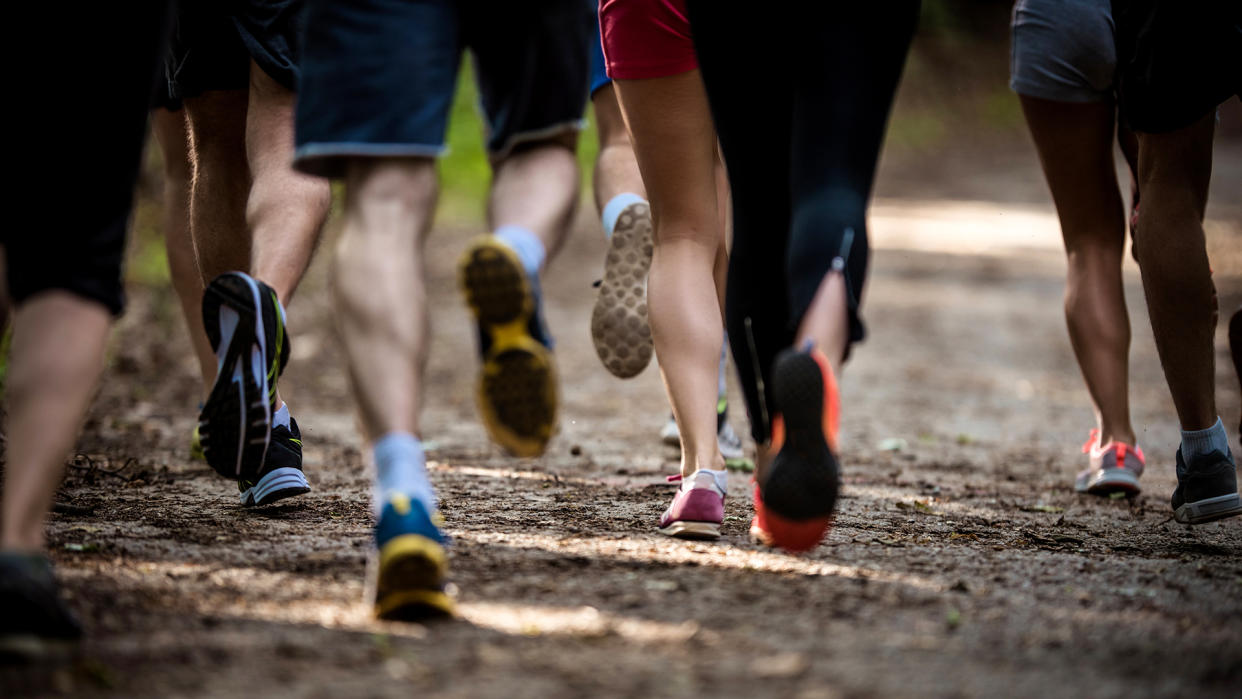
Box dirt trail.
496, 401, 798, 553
3, 144, 1242, 698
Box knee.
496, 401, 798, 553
344, 160, 438, 223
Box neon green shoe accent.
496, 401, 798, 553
190, 426, 205, 461
717, 396, 728, 415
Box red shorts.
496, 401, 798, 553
598, 0, 696, 80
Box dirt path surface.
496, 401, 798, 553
4, 145, 1242, 698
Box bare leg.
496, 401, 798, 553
152, 108, 216, 385
488, 136, 579, 264
1134, 113, 1217, 431
1021, 96, 1136, 446
1, 293, 110, 551
245, 62, 331, 304
335, 160, 439, 440
616, 71, 724, 476
183, 90, 251, 290
592, 84, 646, 212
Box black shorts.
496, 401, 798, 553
1113, 0, 1242, 133
7, 4, 171, 316
165, 0, 306, 100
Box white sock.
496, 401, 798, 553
273, 402, 291, 429
372, 432, 436, 516
687, 468, 729, 495
494, 225, 545, 278
1181, 417, 1231, 463
601, 193, 646, 238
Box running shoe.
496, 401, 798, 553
658, 469, 727, 540
239, 417, 311, 507
751, 347, 840, 553
198, 272, 290, 481
458, 236, 558, 457
0, 553, 81, 660
1171, 448, 1242, 524
1075, 429, 1145, 496
591, 201, 654, 378
371, 494, 454, 620
659, 401, 746, 461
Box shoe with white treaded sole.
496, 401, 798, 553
591, 201, 654, 378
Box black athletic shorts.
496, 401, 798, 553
1112, 0, 1242, 133
165, 0, 306, 100
7, 3, 171, 316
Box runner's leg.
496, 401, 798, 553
614, 70, 724, 477
246, 61, 331, 305
1133, 113, 1218, 432
1020, 96, 1136, 447
152, 107, 216, 387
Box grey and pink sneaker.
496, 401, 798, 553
658, 469, 727, 540
1075, 429, 1145, 497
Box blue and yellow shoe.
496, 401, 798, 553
371, 494, 454, 620
458, 236, 558, 457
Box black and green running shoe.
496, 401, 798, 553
198, 272, 290, 482
239, 416, 310, 507
0, 553, 81, 661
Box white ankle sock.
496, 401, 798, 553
372, 432, 436, 516
273, 402, 291, 429
601, 193, 646, 238
1181, 417, 1231, 463
494, 225, 545, 277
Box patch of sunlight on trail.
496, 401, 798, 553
870, 199, 1062, 255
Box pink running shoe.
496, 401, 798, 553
658, 469, 727, 540
1076, 429, 1145, 497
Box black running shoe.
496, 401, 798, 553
239, 417, 311, 507
198, 272, 290, 481
1171, 448, 1242, 524
0, 553, 81, 661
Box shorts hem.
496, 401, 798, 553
606, 61, 699, 82
1010, 78, 1111, 104
490, 119, 586, 160
293, 142, 447, 177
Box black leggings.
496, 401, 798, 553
688, 2, 919, 442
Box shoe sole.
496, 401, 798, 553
762, 351, 840, 520
591, 202, 654, 379
1174, 493, 1242, 524
198, 274, 272, 480
657, 520, 721, 540
458, 238, 558, 458
371, 534, 455, 621
240, 466, 311, 507
1076, 469, 1142, 497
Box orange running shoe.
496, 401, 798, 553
749, 346, 840, 553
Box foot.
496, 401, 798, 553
1075, 429, 1144, 497
198, 272, 290, 481
751, 347, 840, 553
371, 494, 454, 620
0, 553, 81, 660
458, 236, 558, 457
1171, 448, 1242, 524
239, 416, 311, 506
591, 201, 654, 378
658, 469, 727, 540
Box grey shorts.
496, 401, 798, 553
1010, 0, 1116, 103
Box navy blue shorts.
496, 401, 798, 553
164, 0, 305, 100
295, 0, 594, 178
590, 2, 612, 97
